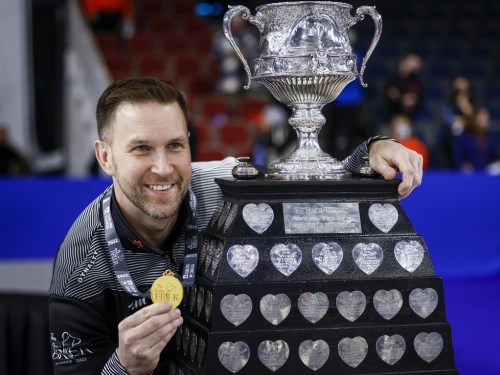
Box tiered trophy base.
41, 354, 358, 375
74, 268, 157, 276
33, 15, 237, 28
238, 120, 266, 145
172, 178, 459, 374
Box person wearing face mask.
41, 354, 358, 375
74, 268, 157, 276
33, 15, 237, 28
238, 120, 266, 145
384, 53, 424, 123
390, 113, 429, 170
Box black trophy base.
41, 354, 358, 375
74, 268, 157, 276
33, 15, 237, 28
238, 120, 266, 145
175, 177, 459, 374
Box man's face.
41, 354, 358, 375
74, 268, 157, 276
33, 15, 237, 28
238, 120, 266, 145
102, 101, 192, 222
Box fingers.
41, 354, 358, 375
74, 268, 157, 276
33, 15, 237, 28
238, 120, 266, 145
368, 140, 423, 200
117, 303, 183, 373
120, 302, 174, 329
396, 150, 423, 199
120, 303, 182, 343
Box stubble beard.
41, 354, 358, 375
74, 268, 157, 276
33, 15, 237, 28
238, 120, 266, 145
116, 173, 189, 221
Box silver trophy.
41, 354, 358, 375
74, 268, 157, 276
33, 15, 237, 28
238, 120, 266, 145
224, 1, 382, 179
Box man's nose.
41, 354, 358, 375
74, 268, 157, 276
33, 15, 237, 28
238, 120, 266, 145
151, 152, 173, 176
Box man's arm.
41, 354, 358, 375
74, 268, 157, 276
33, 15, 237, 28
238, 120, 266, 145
49, 295, 127, 375
343, 135, 423, 199
49, 296, 182, 375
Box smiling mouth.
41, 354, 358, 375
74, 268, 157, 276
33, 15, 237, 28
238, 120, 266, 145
148, 184, 173, 191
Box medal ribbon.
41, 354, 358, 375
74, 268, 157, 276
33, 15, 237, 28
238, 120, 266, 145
102, 186, 198, 298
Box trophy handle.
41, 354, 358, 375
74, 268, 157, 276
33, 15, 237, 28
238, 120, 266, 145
223, 5, 258, 90
351, 6, 383, 87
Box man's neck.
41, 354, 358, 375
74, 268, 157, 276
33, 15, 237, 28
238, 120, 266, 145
125, 213, 178, 248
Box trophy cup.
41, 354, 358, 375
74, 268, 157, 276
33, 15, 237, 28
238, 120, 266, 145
223, 1, 382, 179
170, 2, 459, 374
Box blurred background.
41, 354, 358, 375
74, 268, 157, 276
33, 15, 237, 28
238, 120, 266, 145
0, 0, 499, 374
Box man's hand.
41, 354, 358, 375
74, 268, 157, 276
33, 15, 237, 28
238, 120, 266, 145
369, 140, 423, 199
117, 302, 183, 375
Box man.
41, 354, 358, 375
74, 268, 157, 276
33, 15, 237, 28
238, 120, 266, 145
49, 77, 422, 374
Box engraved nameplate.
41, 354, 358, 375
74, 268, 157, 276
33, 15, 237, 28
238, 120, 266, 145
198, 337, 206, 366
373, 289, 403, 320
394, 240, 424, 273
414, 332, 443, 363
283, 203, 361, 234
298, 292, 329, 324
243, 203, 274, 234
218, 341, 250, 373
409, 288, 438, 318
338, 337, 368, 368
260, 294, 291, 326
258, 340, 289, 371
270, 243, 302, 276
299, 340, 330, 371
220, 294, 253, 327
312, 242, 343, 275
227, 244, 259, 278
369, 203, 398, 233
336, 291, 366, 322
352, 243, 384, 275
376, 334, 406, 365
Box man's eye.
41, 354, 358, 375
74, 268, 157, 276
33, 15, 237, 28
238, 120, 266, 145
168, 142, 182, 150
135, 145, 149, 151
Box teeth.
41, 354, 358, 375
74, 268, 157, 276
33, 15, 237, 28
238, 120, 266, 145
149, 184, 172, 191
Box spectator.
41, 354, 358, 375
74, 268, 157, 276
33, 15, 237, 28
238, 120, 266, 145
81, 0, 135, 40
389, 114, 429, 170
384, 53, 424, 123
321, 31, 376, 160
452, 107, 499, 173
435, 75, 476, 168
251, 101, 294, 167
0, 125, 30, 175
212, 16, 258, 95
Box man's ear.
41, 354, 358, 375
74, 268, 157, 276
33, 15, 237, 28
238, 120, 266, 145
94, 140, 114, 176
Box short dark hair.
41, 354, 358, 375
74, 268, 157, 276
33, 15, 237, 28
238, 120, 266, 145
96, 77, 188, 141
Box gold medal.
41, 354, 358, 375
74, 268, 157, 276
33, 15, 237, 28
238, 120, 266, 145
150, 270, 184, 307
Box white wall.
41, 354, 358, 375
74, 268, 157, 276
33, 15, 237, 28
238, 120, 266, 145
63, 0, 111, 175
0, 0, 35, 156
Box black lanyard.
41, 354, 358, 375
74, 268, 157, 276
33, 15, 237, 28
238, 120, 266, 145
102, 187, 198, 297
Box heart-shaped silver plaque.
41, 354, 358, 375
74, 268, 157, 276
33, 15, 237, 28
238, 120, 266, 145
368, 203, 398, 233
205, 290, 213, 322
211, 241, 225, 275
217, 201, 232, 230
336, 291, 367, 322
414, 332, 443, 363
299, 340, 330, 371
298, 292, 329, 324
220, 294, 253, 327
270, 243, 302, 276
394, 240, 424, 273
224, 203, 239, 233
197, 236, 208, 271
260, 294, 291, 326
204, 239, 216, 274
227, 244, 259, 278
175, 323, 182, 350
188, 285, 197, 313
242, 203, 274, 234
258, 340, 289, 371
338, 336, 368, 368
352, 243, 383, 275
373, 289, 403, 320
312, 242, 344, 275
197, 337, 206, 366
190, 331, 198, 362
182, 325, 190, 356
376, 334, 406, 365
196, 286, 205, 318
210, 200, 225, 227
218, 341, 250, 373
409, 288, 438, 318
